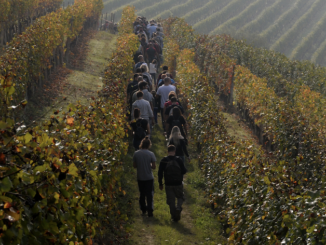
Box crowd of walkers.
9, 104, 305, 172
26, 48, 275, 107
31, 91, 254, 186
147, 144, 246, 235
128, 17, 189, 222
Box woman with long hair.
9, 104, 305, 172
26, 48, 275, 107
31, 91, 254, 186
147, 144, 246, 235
166, 107, 187, 139
168, 126, 190, 163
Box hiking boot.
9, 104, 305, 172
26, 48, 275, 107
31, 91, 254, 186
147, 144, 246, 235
170, 215, 178, 222
148, 211, 153, 217
175, 209, 182, 221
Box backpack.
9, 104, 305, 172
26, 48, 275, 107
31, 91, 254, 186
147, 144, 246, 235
164, 159, 183, 183
135, 62, 143, 70
167, 105, 184, 116
171, 118, 182, 130
135, 119, 146, 139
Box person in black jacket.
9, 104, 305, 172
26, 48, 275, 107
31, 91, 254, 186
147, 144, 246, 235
158, 145, 187, 222
130, 108, 150, 150
166, 107, 187, 139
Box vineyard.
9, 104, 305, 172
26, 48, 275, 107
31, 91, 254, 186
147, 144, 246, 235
0, 3, 139, 244
2, 0, 326, 244
162, 16, 326, 244
103, 0, 326, 66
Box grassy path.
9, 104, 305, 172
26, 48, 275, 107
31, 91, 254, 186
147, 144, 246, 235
24, 30, 117, 122
127, 121, 227, 245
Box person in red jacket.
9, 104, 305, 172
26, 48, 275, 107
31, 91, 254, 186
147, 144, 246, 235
145, 43, 158, 64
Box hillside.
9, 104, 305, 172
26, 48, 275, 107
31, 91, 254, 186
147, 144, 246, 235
3, 2, 326, 243
103, 0, 326, 66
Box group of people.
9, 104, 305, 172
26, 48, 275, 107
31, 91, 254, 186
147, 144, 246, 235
101, 20, 118, 34
134, 17, 164, 69
128, 17, 190, 222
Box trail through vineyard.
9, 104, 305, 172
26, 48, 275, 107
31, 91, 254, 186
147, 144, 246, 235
23, 30, 117, 123
126, 108, 258, 245
127, 122, 226, 245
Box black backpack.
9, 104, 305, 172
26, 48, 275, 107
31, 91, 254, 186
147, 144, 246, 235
164, 159, 183, 183
135, 119, 146, 139
135, 62, 144, 70
171, 118, 182, 129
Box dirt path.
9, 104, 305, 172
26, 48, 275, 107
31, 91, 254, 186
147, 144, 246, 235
128, 119, 227, 245
126, 96, 263, 245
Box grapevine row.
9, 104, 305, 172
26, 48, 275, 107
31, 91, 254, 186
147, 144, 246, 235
182, 0, 229, 26
259, 0, 307, 47
0, 5, 138, 244
238, 0, 294, 37
164, 16, 326, 244
114, 0, 165, 22
196, 34, 326, 157
200, 33, 326, 98
0, 0, 63, 45
103, 0, 326, 65
270, 0, 326, 55
0, 0, 103, 119
311, 38, 326, 65
210, 0, 276, 36
290, 11, 326, 61
155, 0, 208, 20
193, 0, 255, 35
136, 0, 188, 21
102, 0, 133, 14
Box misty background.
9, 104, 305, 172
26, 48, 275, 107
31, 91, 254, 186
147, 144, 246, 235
101, 0, 326, 66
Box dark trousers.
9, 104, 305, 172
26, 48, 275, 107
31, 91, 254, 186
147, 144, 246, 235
153, 107, 158, 123
138, 179, 154, 213
133, 138, 141, 150
160, 108, 165, 129
165, 185, 184, 217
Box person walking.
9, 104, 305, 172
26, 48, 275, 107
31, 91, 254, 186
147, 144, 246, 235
127, 74, 140, 120
164, 96, 184, 123
153, 32, 163, 49
148, 22, 158, 38
133, 137, 156, 217
132, 81, 153, 105
151, 90, 159, 125
156, 77, 176, 127
157, 66, 174, 84
157, 74, 167, 89
141, 65, 153, 90
166, 107, 187, 139
135, 55, 149, 72
168, 126, 190, 163
158, 145, 187, 222
145, 43, 158, 65
149, 59, 157, 86
131, 91, 154, 132
130, 108, 150, 150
